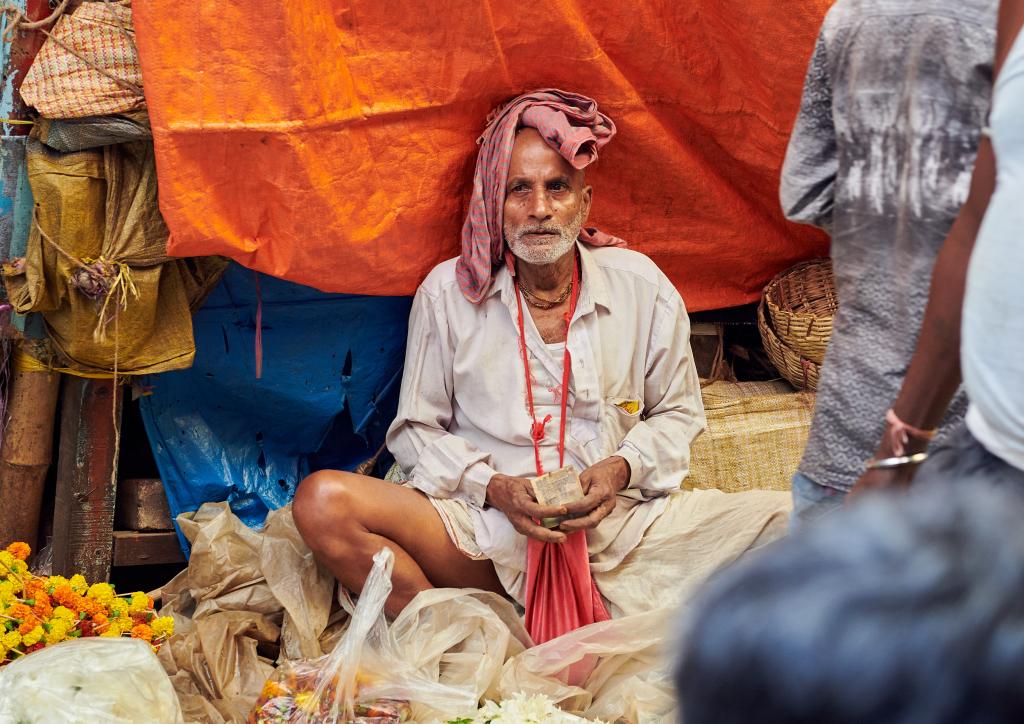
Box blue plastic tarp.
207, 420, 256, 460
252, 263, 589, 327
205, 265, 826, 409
0, 136, 45, 337
139, 263, 412, 552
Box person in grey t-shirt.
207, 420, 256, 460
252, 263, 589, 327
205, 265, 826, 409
780, 0, 996, 526
853, 2, 1024, 497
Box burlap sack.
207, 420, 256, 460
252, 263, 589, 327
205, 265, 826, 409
19, 0, 145, 119
2, 138, 225, 375
686, 380, 815, 492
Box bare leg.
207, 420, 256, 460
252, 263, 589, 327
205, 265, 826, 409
292, 470, 505, 616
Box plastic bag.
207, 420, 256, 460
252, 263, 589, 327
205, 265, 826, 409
499, 608, 677, 723
154, 502, 336, 721
0, 638, 184, 723
249, 659, 412, 723
389, 589, 532, 703
249, 547, 478, 723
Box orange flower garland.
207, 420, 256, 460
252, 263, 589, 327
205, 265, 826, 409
0, 542, 173, 664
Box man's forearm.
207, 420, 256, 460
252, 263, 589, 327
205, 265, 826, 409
877, 138, 995, 450
889, 217, 975, 432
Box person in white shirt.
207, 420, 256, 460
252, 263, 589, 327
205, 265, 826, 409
293, 90, 775, 618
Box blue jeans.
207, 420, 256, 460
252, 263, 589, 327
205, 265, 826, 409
790, 471, 846, 532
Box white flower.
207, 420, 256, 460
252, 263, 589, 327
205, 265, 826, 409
452, 692, 599, 723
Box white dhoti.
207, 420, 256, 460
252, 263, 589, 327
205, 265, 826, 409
425, 487, 791, 616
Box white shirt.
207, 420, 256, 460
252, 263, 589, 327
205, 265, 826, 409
962, 28, 1024, 471
385, 242, 706, 566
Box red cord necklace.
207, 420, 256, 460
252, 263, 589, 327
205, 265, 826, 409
513, 253, 581, 477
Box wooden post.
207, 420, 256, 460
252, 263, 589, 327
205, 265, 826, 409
0, 0, 62, 549
0, 362, 61, 546
52, 376, 121, 582
1, 0, 52, 127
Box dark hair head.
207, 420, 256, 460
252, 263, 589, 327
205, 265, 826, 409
676, 481, 1024, 724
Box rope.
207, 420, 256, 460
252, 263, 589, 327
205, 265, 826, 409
13, 347, 117, 378
29, 209, 128, 486
33, 209, 139, 343
109, 303, 120, 489
0, 0, 71, 42
92, 261, 138, 343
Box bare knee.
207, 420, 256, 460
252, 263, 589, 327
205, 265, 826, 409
293, 470, 365, 551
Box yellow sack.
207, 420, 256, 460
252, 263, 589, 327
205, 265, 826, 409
3, 138, 225, 376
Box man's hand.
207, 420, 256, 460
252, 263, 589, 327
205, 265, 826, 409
849, 466, 918, 500
559, 456, 630, 533
486, 474, 568, 543
848, 438, 927, 501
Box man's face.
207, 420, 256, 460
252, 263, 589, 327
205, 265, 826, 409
503, 128, 592, 266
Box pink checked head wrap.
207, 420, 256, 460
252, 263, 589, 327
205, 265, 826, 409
455, 89, 627, 303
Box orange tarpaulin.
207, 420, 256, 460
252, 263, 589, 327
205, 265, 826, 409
132, 1, 830, 311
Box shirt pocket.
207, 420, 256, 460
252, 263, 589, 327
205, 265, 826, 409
602, 395, 643, 449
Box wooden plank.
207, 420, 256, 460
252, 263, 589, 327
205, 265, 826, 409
0, 363, 61, 546
112, 530, 184, 567
115, 478, 173, 531
52, 377, 121, 582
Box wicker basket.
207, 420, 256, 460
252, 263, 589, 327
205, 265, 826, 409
764, 259, 837, 365
758, 298, 820, 391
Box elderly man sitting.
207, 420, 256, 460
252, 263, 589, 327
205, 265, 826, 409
294, 90, 786, 627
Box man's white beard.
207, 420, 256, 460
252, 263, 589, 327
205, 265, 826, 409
505, 208, 584, 266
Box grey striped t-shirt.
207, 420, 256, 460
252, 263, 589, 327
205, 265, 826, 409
780, 0, 996, 492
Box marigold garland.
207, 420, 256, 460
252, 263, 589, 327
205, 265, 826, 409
0, 542, 173, 664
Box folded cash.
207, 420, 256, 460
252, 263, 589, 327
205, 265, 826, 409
530, 465, 585, 529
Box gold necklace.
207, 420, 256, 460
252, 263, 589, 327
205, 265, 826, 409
519, 280, 572, 309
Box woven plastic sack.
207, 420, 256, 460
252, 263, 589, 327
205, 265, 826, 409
0, 637, 184, 723
34, 111, 151, 153
249, 548, 478, 723
685, 380, 814, 492
1, 138, 226, 375
20, 0, 144, 119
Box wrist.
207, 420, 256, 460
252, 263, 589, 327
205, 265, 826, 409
890, 403, 938, 433
485, 473, 504, 508
613, 445, 642, 489
874, 434, 929, 459
866, 452, 929, 470
609, 455, 631, 491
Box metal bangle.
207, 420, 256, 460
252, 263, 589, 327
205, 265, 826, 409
866, 452, 929, 470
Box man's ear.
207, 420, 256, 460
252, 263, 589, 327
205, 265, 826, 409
581, 184, 593, 223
